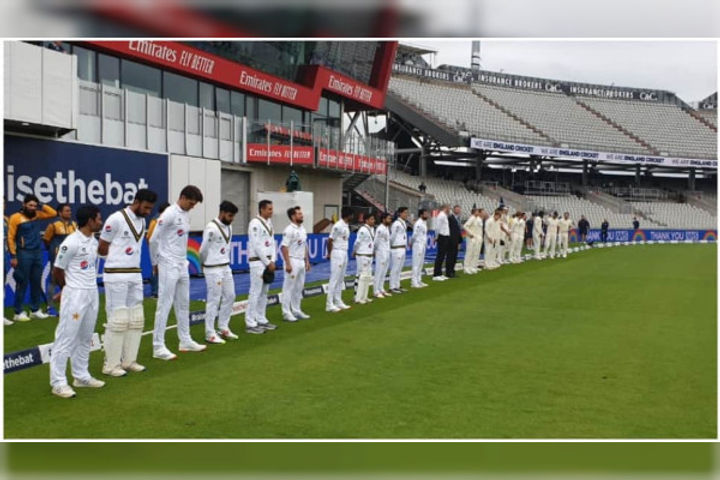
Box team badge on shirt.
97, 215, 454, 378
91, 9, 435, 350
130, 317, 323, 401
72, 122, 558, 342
125, 247, 134, 255
105, 225, 112, 232
177, 229, 185, 236
80, 260, 90, 270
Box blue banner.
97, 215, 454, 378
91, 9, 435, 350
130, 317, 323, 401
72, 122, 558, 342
569, 228, 717, 243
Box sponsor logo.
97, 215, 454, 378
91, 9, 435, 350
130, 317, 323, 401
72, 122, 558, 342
79, 260, 90, 270
177, 229, 185, 236
4, 348, 41, 373
302, 286, 324, 297
220, 247, 226, 254
105, 225, 112, 232
125, 247, 134, 255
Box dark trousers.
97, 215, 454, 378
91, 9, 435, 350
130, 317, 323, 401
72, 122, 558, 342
601, 231, 608, 242
150, 272, 159, 296
13, 249, 43, 313
446, 239, 459, 276
434, 235, 450, 277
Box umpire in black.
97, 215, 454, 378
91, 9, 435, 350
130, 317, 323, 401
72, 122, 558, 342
446, 205, 463, 278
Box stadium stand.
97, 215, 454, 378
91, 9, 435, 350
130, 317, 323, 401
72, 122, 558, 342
696, 109, 717, 128
629, 201, 717, 229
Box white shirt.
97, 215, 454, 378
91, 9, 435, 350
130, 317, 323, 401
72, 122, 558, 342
100, 207, 145, 272
512, 217, 526, 237
485, 217, 501, 242
412, 218, 428, 248
353, 224, 375, 255
390, 219, 407, 248
463, 215, 483, 243
558, 218, 573, 234
533, 216, 544, 236
329, 219, 350, 254
55, 230, 98, 290
248, 216, 276, 266
435, 211, 450, 236
374, 224, 390, 255
281, 222, 307, 260
199, 218, 232, 268
149, 203, 190, 266
546, 217, 559, 237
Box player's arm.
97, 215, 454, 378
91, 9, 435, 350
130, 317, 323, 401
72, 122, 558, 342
98, 215, 118, 257
198, 225, 212, 265
7, 214, 20, 268
326, 224, 336, 257
149, 209, 171, 267
462, 218, 475, 238
36, 204, 58, 220
43, 223, 55, 249
52, 239, 76, 301
305, 241, 311, 271
280, 229, 292, 273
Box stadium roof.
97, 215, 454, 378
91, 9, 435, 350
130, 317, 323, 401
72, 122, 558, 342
397, 43, 437, 56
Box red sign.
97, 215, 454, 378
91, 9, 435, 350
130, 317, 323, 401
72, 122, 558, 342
84, 41, 391, 111
318, 148, 387, 175
246, 144, 314, 166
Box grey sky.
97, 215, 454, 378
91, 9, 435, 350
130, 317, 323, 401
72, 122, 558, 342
403, 40, 717, 103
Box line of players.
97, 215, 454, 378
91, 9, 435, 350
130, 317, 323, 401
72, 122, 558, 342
46, 186, 573, 398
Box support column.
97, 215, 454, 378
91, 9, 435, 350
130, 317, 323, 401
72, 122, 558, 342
419, 147, 427, 178
688, 168, 696, 191
475, 152, 485, 181
582, 160, 588, 186
635, 164, 641, 187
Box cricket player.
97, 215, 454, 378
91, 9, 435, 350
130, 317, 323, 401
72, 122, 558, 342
280, 205, 311, 322
533, 211, 545, 260
544, 211, 560, 259
99, 189, 157, 376
200, 201, 239, 343
352, 213, 376, 303
484, 209, 503, 270
43, 203, 77, 312
49, 205, 104, 398
510, 212, 526, 263
246, 200, 279, 333
146, 201, 170, 298
326, 207, 353, 312
373, 212, 393, 298
389, 207, 409, 294
557, 212, 573, 258
500, 206, 511, 263
410, 209, 430, 287
150, 185, 207, 360
462, 208, 483, 274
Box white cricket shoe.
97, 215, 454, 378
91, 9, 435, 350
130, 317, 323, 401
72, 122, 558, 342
293, 311, 310, 320
220, 329, 239, 340
205, 334, 226, 344
29, 310, 50, 320
374, 292, 386, 299
4, 318, 13, 326
122, 362, 146, 373
52, 385, 76, 398
153, 347, 178, 361
337, 303, 351, 310
326, 305, 341, 313
381, 290, 392, 296
102, 366, 128, 377
179, 341, 207, 352
420, 282, 429, 287
432, 276, 446, 282
73, 377, 106, 388
13, 312, 30, 322
282, 314, 298, 322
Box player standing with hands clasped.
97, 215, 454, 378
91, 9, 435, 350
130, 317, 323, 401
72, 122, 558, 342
388, 207, 409, 294
410, 209, 430, 287
49, 205, 104, 398
326, 207, 353, 313
280, 206, 311, 322
246, 200, 279, 334
352, 212, 376, 304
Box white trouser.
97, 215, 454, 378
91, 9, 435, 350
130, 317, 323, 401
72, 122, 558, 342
104, 277, 144, 370
389, 248, 405, 289
511, 234, 524, 261
246, 261, 271, 327
354, 255, 374, 302
374, 251, 390, 294
281, 258, 306, 318
463, 238, 481, 272
558, 233, 569, 256
411, 244, 426, 286
50, 288, 99, 387
484, 239, 497, 269
496, 237, 506, 265
327, 250, 348, 308
544, 234, 557, 258
153, 261, 192, 349
204, 266, 235, 337
533, 233, 543, 258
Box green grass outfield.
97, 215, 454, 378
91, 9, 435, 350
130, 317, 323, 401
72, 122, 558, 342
3, 244, 717, 438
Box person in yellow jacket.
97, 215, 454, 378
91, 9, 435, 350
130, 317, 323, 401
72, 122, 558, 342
7, 194, 57, 321
43, 203, 77, 309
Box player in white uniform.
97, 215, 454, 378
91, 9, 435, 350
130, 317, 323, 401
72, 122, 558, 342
326, 207, 353, 312
410, 209, 430, 287
352, 213, 376, 303
389, 207, 409, 294
483, 209, 503, 270
510, 212, 526, 263
373, 212, 393, 298
500, 206, 511, 263
200, 201, 238, 344
149, 185, 207, 360
246, 200, 279, 334
280, 206, 311, 322
463, 208, 483, 274
557, 212, 573, 258
49, 205, 104, 398
544, 211, 560, 259
99, 189, 157, 377
533, 211, 545, 260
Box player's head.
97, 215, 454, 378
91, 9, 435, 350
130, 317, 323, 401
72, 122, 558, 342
21, 194, 40, 217
418, 208, 429, 220
157, 201, 171, 215
366, 211, 377, 226
538, 211, 544, 218
287, 205, 303, 224
131, 189, 158, 218
341, 206, 354, 222
76, 205, 102, 232
441, 203, 450, 213
380, 212, 393, 225
553, 211, 558, 218
178, 185, 203, 211
219, 200, 238, 225
453, 205, 461, 215
564, 212, 569, 219
258, 199, 273, 219
493, 208, 502, 219
476, 208, 485, 217
397, 206, 408, 220
56, 203, 72, 221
